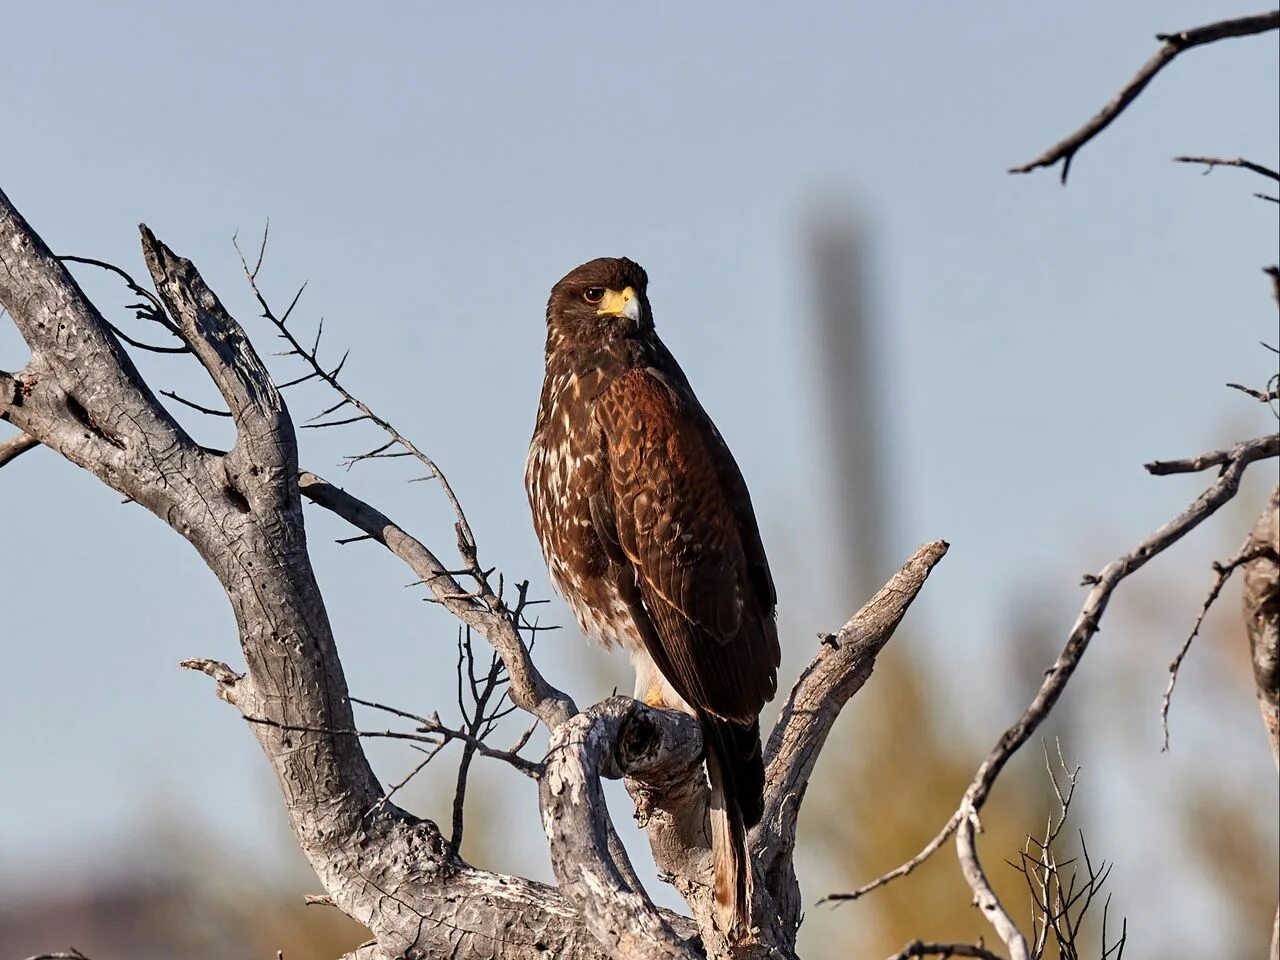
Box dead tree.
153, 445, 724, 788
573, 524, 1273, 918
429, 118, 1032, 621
0, 184, 953, 960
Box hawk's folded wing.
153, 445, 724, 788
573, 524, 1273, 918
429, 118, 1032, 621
592, 368, 779, 723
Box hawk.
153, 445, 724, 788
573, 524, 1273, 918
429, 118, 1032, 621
525, 257, 780, 931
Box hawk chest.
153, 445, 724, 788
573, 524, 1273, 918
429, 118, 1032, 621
525, 370, 637, 650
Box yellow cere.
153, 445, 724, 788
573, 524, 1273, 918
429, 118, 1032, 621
596, 286, 635, 316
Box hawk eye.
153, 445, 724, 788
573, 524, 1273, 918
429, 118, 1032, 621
583, 287, 606, 304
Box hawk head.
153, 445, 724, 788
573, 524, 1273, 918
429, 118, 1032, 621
546, 257, 652, 344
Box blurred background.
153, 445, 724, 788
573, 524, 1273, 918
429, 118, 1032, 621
1, 2, 1277, 958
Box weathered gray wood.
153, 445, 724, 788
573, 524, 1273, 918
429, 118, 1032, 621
2, 184, 951, 960
0, 187, 613, 960
541, 698, 703, 960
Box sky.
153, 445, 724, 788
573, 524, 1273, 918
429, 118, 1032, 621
1, 1, 1277, 956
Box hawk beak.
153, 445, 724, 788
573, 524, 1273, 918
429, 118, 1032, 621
597, 286, 640, 321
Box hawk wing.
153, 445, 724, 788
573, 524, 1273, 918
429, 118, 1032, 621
591, 367, 779, 724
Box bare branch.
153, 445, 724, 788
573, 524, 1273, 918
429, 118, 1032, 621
0, 430, 39, 469
824, 813, 961, 905
233, 709, 543, 778
349, 694, 542, 778
297, 471, 576, 728
830, 434, 1276, 957
1009, 11, 1280, 182
1161, 537, 1276, 750
232, 242, 486, 577
1145, 435, 1279, 475
1173, 155, 1280, 181
1226, 381, 1280, 407
450, 628, 509, 848
99, 318, 191, 354
953, 433, 1275, 959
1008, 750, 1127, 960
160, 389, 233, 418
58, 252, 190, 351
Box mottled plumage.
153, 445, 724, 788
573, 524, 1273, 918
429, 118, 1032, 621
525, 257, 780, 931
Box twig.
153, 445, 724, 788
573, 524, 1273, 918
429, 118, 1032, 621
1173, 155, 1280, 181
231, 240, 485, 581
101, 318, 191, 354
241, 711, 542, 777
1161, 539, 1277, 750
822, 813, 960, 904
1226, 382, 1280, 404
1007, 749, 1127, 960
160, 389, 233, 418
377, 741, 448, 809
1145, 435, 1279, 476
351, 695, 541, 777
297, 472, 576, 729
450, 626, 512, 849
59, 253, 191, 352
58, 254, 176, 332
22, 951, 91, 960
1009, 11, 1280, 183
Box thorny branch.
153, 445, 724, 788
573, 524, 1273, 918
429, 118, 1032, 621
1009, 11, 1280, 183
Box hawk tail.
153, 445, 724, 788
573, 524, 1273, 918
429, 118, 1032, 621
701, 712, 764, 934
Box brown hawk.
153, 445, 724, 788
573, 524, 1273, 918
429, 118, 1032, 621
525, 257, 780, 931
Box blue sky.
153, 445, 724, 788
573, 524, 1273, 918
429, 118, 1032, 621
2, 2, 1277, 955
